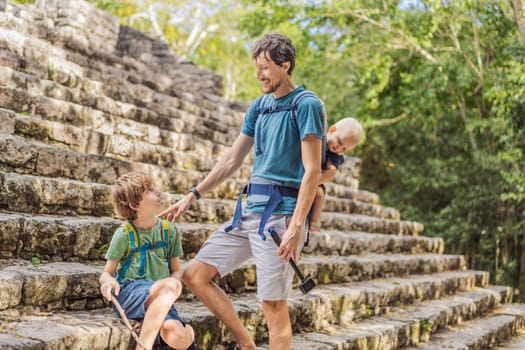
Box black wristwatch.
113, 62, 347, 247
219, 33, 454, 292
189, 187, 201, 200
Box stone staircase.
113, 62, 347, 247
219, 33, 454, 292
0, 1, 524, 349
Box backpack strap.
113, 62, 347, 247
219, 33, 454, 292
116, 220, 172, 283
116, 222, 140, 284
254, 94, 269, 156
161, 219, 171, 271
254, 90, 321, 157
289, 90, 319, 123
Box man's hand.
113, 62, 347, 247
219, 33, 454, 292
276, 224, 303, 262
100, 277, 120, 301
158, 193, 196, 222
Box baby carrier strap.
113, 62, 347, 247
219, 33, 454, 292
224, 183, 299, 241
254, 89, 320, 156
116, 219, 172, 284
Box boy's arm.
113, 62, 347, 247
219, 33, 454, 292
99, 260, 120, 301
169, 257, 182, 280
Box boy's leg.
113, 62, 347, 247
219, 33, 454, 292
182, 215, 257, 350
309, 186, 325, 232
138, 278, 183, 350
159, 319, 195, 349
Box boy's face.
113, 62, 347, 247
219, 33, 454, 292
135, 186, 164, 217
327, 126, 358, 156
254, 52, 289, 95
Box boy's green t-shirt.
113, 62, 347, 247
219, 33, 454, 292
105, 221, 183, 283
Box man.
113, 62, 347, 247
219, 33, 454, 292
160, 32, 324, 350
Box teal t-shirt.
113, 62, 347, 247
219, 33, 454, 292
242, 86, 325, 214
105, 220, 183, 283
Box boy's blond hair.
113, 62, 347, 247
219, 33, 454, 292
112, 172, 154, 220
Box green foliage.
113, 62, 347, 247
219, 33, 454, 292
31, 254, 41, 265
421, 319, 433, 332
11, 0, 35, 4
97, 243, 109, 256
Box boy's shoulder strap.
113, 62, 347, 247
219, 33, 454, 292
121, 221, 139, 257
161, 219, 171, 266
116, 221, 140, 284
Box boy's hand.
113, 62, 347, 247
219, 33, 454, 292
100, 277, 120, 301
158, 193, 195, 222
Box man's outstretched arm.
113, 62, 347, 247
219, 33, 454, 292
159, 133, 254, 222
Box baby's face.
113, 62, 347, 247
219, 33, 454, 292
327, 128, 357, 155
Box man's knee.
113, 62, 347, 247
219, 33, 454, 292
261, 300, 288, 314
182, 260, 218, 289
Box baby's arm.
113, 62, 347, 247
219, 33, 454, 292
320, 159, 338, 184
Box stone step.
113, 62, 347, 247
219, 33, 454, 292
404, 303, 525, 349
0, 6, 233, 106
0, 171, 412, 230
0, 254, 468, 314
0, 132, 375, 204
0, 89, 235, 172
0, 212, 442, 261
321, 212, 425, 236
0, 28, 243, 135
495, 328, 525, 349
0, 40, 361, 190
0, 171, 234, 220
0, 282, 508, 349
324, 181, 376, 203
0, 308, 130, 350
303, 229, 443, 256
0, 132, 250, 199
0, 30, 360, 186
323, 194, 400, 220
257, 286, 513, 350
0, 67, 239, 156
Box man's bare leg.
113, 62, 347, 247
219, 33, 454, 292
262, 300, 292, 350
182, 260, 256, 350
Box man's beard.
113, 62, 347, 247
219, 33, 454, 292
262, 80, 280, 94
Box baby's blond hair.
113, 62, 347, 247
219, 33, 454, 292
334, 117, 363, 144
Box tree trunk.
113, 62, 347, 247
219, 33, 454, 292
507, 0, 525, 44
519, 236, 525, 302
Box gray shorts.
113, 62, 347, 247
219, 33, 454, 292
195, 211, 307, 300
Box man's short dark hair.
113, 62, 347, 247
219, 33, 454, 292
252, 32, 296, 75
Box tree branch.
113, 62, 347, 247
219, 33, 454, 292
323, 10, 438, 63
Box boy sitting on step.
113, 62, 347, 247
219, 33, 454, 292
99, 172, 195, 350
309, 117, 363, 233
